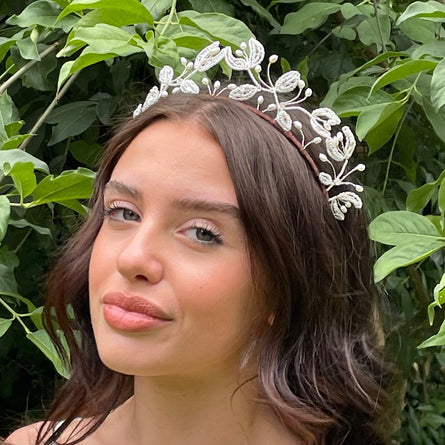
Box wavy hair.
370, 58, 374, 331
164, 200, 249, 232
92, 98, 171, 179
37, 93, 394, 444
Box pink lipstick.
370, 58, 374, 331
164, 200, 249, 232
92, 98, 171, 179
102, 293, 172, 332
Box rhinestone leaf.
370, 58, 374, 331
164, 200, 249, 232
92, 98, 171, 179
194, 41, 225, 72
340, 126, 356, 159
159, 66, 174, 84
330, 199, 345, 220
276, 109, 292, 132
325, 134, 344, 162
229, 84, 259, 100
143, 86, 160, 109
247, 38, 265, 68
133, 104, 143, 118
224, 46, 248, 70
275, 71, 300, 93
180, 79, 200, 94
310, 108, 341, 138
319, 172, 333, 186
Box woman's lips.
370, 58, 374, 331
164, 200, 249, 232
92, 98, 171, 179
102, 292, 172, 332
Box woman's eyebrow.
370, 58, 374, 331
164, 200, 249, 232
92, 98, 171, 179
104, 180, 142, 200
172, 198, 240, 221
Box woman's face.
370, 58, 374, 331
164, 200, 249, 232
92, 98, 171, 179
89, 119, 256, 378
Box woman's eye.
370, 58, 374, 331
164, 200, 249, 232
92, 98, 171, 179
185, 226, 222, 245
104, 206, 140, 222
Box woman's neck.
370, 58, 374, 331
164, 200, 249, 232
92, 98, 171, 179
98, 370, 294, 445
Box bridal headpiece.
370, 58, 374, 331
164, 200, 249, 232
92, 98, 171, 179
133, 38, 365, 220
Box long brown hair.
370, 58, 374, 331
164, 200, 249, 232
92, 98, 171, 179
38, 94, 393, 444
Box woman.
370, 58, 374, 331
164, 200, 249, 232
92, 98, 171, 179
6, 40, 394, 445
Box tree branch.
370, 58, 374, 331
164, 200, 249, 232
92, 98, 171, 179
0, 42, 60, 96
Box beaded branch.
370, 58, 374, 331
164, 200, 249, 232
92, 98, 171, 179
133, 38, 365, 220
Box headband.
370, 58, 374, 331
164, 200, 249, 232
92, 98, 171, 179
133, 39, 365, 220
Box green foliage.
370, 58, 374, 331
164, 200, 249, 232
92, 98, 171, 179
1, 0, 445, 441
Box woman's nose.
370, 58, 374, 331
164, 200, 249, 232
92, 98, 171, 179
115, 225, 164, 284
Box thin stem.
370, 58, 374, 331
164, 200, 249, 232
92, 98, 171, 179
159, 0, 177, 36
0, 297, 31, 334
13, 228, 32, 254
0, 64, 14, 83
0, 42, 60, 96
373, 0, 386, 53
382, 100, 414, 195
18, 71, 80, 151
307, 30, 334, 58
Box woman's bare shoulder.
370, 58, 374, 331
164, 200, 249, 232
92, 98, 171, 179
3, 421, 44, 445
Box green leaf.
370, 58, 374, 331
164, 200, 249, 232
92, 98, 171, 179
4, 162, 37, 200
75, 6, 153, 28
30, 168, 95, 207
0, 149, 49, 174
370, 211, 443, 245
412, 41, 445, 59
340, 3, 362, 20
9, 219, 52, 237
431, 58, 445, 111
399, 18, 440, 44
0, 318, 12, 338
16, 37, 40, 61
439, 178, 445, 216
45, 101, 97, 146
141, 0, 171, 21
0, 196, 10, 243
357, 15, 391, 50
19, 45, 58, 91
58, 0, 153, 26
189, 0, 235, 16
26, 330, 70, 378
423, 97, 445, 143
178, 12, 254, 47
0, 92, 19, 141
281, 3, 341, 34
370, 59, 437, 94
6, 0, 62, 27
356, 101, 405, 142
407, 169, 445, 212
0, 247, 19, 294
0, 32, 26, 64
65, 23, 137, 54
397, 0, 445, 25
364, 103, 404, 153
333, 26, 356, 41
70, 140, 102, 167
238, 0, 280, 29
419, 319, 445, 348
374, 239, 445, 282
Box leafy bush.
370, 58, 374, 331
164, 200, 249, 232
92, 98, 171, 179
1, 1, 445, 442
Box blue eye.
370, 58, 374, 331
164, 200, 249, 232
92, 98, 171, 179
104, 206, 140, 222
185, 225, 222, 245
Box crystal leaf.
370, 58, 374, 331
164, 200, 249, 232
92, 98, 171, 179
275, 109, 292, 132
341, 126, 356, 159
229, 84, 259, 101
319, 172, 333, 186
194, 41, 225, 72
326, 134, 345, 162
275, 71, 300, 93
330, 199, 345, 221
133, 104, 143, 118
180, 79, 200, 94
337, 191, 363, 209
312, 108, 341, 125
142, 86, 160, 110
247, 38, 265, 68
159, 66, 174, 84
224, 46, 248, 70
